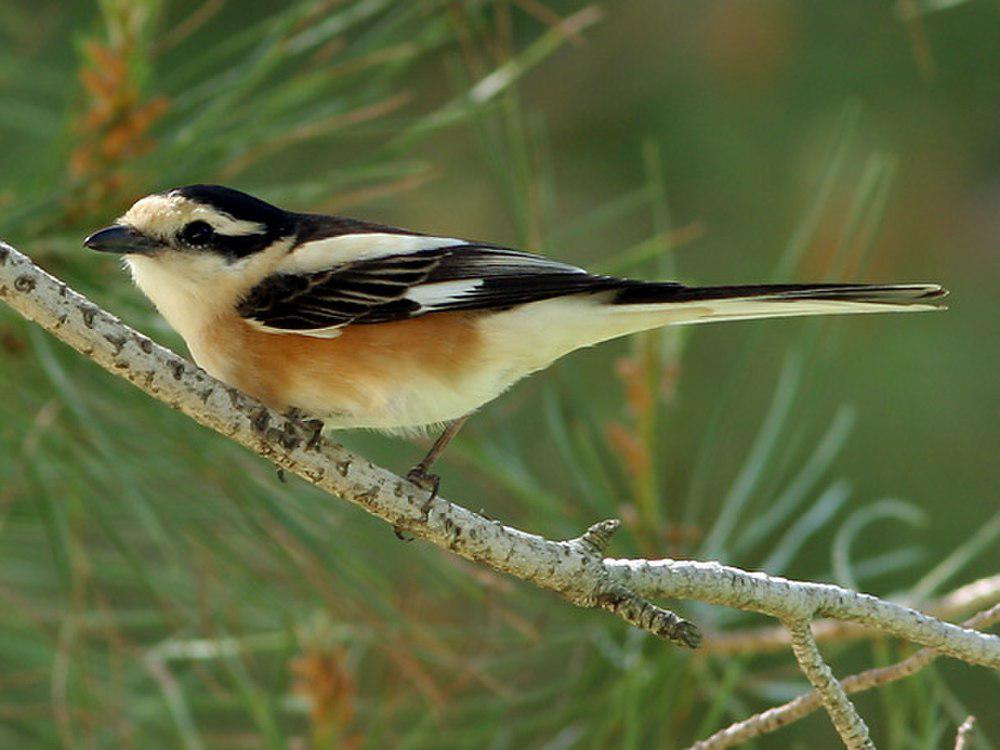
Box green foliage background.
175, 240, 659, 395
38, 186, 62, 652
0, 1, 997, 747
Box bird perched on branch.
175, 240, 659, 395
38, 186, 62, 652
84, 184, 946, 493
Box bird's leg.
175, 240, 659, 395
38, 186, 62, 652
394, 416, 469, 541
406, 415, 470, 502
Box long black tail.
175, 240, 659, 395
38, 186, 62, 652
614, 282, 945, 305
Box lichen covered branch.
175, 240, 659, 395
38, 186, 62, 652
785, 619, 873, 749
699, 573, 1000, 656
607, 558, 1000, 668
689, 604, 1000, 749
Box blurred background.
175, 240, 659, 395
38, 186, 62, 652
0, 1, 997, 747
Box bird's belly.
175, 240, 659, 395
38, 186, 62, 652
197, 311, 514, 431
286, 369, 501, 431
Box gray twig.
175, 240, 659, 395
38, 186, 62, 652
699, 573, 1000, 655
954, 716, 976, 750
689, 604, 1000, 749
785, 619, 873, 749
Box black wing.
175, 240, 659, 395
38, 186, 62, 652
237, 242, 637, 334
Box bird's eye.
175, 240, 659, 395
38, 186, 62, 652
180, 221, 214, 246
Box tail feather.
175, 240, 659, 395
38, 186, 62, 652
614, 281, 946, 305
610, 282, 947, 324
479, 281, 946, 378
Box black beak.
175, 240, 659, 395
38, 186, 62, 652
83, 225, 161, 255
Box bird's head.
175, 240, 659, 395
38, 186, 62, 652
84, 185, 303, 327
84, 184, 297, 265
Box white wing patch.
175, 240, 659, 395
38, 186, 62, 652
405, 279, 483, 308
279, 233, 463, 274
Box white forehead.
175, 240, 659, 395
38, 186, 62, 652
119, 193, 266, 238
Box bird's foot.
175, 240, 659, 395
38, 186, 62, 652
406, 465, 441, 514
393, 467, 440, 539
283, 407, 325, 450
302, 418, 325, 450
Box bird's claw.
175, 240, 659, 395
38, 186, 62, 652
284, 408, 325, 450
302, 418, 325, 450
406, 466, 441, 512
393, 525, 415, 542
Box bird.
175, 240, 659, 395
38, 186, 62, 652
84, 184, 946, 494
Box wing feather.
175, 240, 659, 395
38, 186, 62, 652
237, 232, 615, 334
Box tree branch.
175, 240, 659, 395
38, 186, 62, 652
785, 619, 873, 749
689, 604, 1000, 749
699, 573, 1000, 655
954, 716, 976, 750
2, 241, 998, 746
606, 559, 999, 667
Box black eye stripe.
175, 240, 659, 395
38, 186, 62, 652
176, 220, 280, 260
214, 233, 273, 259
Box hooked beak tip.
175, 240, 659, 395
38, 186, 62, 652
84, 225, 159, 255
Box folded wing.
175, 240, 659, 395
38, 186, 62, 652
237, 234, 631, 336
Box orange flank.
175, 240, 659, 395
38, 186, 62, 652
198, 311, 484, 419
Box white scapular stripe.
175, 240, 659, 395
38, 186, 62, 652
279, 233, 462, 274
